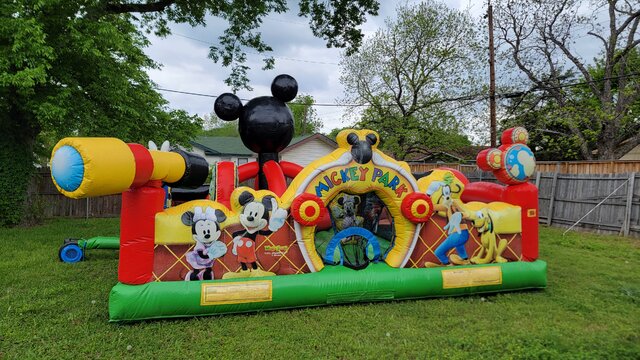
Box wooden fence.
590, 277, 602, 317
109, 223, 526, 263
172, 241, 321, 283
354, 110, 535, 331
413, 167, 640, 237
535, 172, 640, 237
409, 160, 640, 175
28, 170, 121, 218
31, 166, 640, 237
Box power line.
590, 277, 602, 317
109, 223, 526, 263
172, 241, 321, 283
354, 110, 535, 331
157, 71, 640, 108
173, 33, 339, 65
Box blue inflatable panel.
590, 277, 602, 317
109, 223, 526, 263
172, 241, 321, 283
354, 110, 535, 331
51, 145, 84, 192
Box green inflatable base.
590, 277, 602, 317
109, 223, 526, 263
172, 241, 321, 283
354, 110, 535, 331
109, 260, 547, 322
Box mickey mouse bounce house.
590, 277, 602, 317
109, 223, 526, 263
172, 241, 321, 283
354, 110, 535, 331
50, 75, 546, 321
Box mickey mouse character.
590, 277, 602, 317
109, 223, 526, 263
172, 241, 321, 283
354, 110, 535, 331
223, 191, 288, 279
181, 207, 227, 280
214, 74, 298, 189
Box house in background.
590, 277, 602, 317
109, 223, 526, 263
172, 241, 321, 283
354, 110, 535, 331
190, 133, 337, 167
620, 144, 640, 160
280, 133, 337, 167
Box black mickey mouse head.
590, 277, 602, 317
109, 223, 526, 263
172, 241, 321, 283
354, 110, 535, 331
347, 132, 378, 164
214, 75, 298, 154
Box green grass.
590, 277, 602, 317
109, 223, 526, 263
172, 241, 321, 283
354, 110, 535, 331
1, 219, 638, 359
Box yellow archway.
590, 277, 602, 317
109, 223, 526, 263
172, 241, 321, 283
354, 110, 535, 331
282, 130, 422, 272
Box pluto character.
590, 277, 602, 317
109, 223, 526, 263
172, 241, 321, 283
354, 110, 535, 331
469, 208, 508, 264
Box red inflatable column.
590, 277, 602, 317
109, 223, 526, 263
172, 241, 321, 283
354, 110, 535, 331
503, 182, 539, 261
118, 181, 165, 284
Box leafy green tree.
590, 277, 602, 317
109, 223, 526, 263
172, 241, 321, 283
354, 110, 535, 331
501, 48, 640, 160
0, 0, 380, 226
290, 94, 323, 136
200, 114, 239, 137
326, 127, 349, 140
494, 0, 640, 160
339, 0, 482, 160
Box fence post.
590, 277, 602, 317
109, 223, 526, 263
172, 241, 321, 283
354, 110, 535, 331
535, 171, 541, 188
621, 172, 636, 237
547, 164, 560, 226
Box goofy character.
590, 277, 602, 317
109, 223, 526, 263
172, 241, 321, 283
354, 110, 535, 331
424, 174, 471, 267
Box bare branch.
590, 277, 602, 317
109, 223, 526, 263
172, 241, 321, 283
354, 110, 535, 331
587, 31, 609, 48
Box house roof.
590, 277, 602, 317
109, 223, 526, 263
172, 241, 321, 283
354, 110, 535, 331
191, 133, 337, 157
191, 136, 255, 156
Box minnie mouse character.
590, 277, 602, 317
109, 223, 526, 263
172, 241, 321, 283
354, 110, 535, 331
182, 207, 227, 280
223, 191, 288, 279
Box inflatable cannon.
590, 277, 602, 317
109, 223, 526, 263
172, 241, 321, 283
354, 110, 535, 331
51, 138, 209, 281
50, 137, 209, 198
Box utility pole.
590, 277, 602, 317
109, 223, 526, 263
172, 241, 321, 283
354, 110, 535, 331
488, 0, 497, 147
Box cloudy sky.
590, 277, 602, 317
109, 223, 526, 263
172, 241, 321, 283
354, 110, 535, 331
143, 0, 603, 133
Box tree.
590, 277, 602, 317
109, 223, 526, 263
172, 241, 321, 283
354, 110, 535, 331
339, 0, 482, 160
290, 94, 323, 136
502, 48, 640, 160
494, 0, 640, 160
0, 0, 380, 226
201, 114, 239, 137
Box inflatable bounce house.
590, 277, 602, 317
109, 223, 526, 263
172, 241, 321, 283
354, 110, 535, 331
50, 75, 546, 322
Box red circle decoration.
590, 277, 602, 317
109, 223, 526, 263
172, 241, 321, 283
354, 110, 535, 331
291, 193, 327, 226
401, 192, 433, 223
304, 205, 316, 218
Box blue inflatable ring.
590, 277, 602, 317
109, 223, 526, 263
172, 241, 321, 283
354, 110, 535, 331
324, 227, 381, 265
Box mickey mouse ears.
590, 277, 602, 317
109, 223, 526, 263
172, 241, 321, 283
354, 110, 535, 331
213, 74, 298, 121
214, 93, 243, 121
271, 74, 298, 102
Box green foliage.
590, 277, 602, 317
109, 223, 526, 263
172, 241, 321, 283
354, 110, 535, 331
340, 0, 482, 160
0, 219, 639, 358
326, 126, 350, 140
0, 0, 205, 226
0, 137, 34, 227
0, 0, 380, 226
502, 49, 640, 160
290, 94, 323, 136
201, 114, 240, 137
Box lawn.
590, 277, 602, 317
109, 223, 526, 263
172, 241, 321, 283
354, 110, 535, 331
0, 218, 638, 359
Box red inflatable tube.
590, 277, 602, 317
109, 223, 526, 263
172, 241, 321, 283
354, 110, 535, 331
214, 161, 236, 208
127, 143, 154, 188
503, 183, 539, 261
460, 182, 505, 203
280, 161, 303, 179
118, 182, 164, 284
263, 160, 287, 196
238, 162, 259, 182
